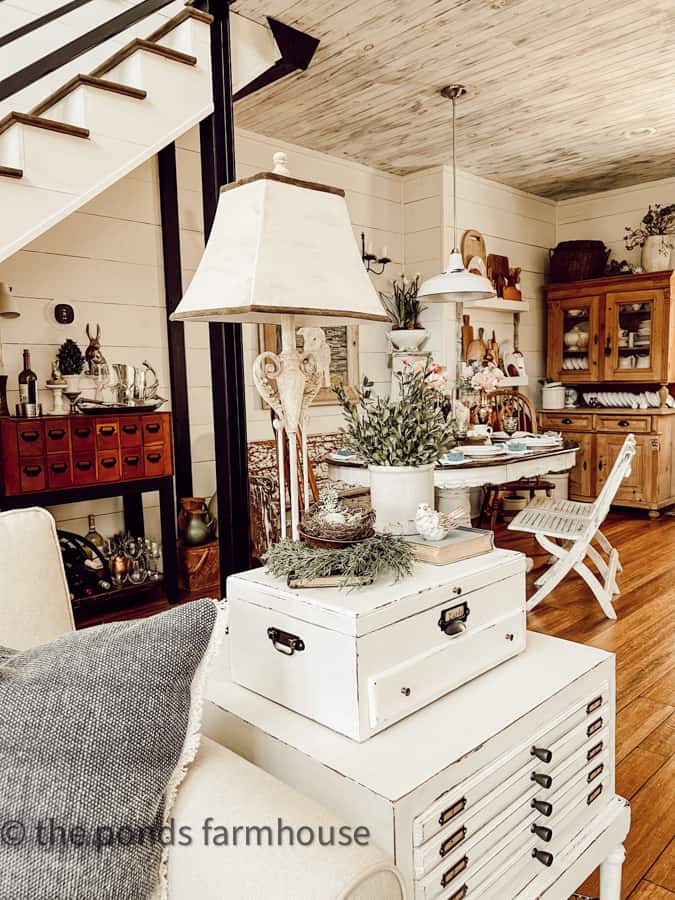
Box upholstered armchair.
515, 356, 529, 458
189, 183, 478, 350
0, 508, 403, 900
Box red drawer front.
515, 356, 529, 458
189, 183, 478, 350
17, 422, 45, 457
47, 454, 73, 489
20, 458, 47, 492
73, 453, 97, 485
144, 447, 169, 477
95, 420, 119, 450
45, 419, 71, 453
71, 422, 95, 451
119, 417, 142, 448
142, 416, 164, 443
97, 451, 120, 482
122, 451, 143, 480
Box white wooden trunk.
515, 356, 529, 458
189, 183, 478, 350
227, 549, 527, 741
204, 632, 626, 899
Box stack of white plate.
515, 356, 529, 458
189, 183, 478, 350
581, 391, 673, 409
562, 356, 589, 370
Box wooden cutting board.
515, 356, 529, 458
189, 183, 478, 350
461, 229, 486, 267
487, 254, 510, 297
462, 314, 474, 360
466, 326, 487, 363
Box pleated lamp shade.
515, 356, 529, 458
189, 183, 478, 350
170, 168, 388, 327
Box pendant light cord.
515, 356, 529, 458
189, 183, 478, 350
451, 94, 458, 253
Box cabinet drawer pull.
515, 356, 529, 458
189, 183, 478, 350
439, 797, 466, 827
22, 464, 42, 477
74, 427, 91, 438
586, 696, 603, 715
531, 799, 552, 817
587, 784, 603, 805
447, 887, 467, 900
147, 452, 162, 464
531, 746, 553, 764
100, 457, 117, 469
531, 772, 552, 789
441, 856, 468, 888
49, 462, 68, 474
532, 849, 554, 867
145, 422, 161, 434
588, 763, 604, 783
98, 425, 116, 437
587, 717, 603, 737
124, 455, 140, 466
531, 824, 552, 842
19, 430, 40, 442
562, 418, 572, 425
438, 601, 469, 636
122, 423, 138, 435
267, 627, 304, 656
587, 741, 603, 761
618, 420, 630, 428
75, 460, 93, 472
47, 428, 66, 440
439, 826, 466, 858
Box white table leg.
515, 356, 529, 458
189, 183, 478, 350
599, 843, 625, 900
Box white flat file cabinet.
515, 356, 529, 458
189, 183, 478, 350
204, 632, 630, 899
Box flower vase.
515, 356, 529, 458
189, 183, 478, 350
368, 463, 435, 534
642, 235, 673, 273
477, 391, 491, 425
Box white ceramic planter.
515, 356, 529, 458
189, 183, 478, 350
388, 328, 427, 351
369, 463, 435, 534
641, 235, 673, 272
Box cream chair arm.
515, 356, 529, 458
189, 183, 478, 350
168, 737, 404, 900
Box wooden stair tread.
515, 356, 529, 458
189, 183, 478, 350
0, 112, 89, 139
90, 39, 197, 79
146, 7, 214, 44
31, 75, 147, 118
0, 165, 23, 179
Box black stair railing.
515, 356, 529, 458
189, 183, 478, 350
0, 0, 179, 103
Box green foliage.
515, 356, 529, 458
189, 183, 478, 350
624, 204, 675, 250
380, 273, 426, 329
56, 339, 85, 376
334, 368, 454, 466
264, 533, 415, 587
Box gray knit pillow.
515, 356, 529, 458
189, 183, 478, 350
0, 599, 220, 900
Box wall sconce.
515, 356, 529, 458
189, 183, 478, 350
361, 231, 391, 276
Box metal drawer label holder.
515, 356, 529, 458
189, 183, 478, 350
438, 602, 470, 637
587, 741, 603, 761
439, 797, 467, 827
586, 696, 603, 715
441, 855, 468, 888
440, 826, 467, 858
586, 717, 603, 737
587, 784, 603, 805
587, 764, 604, 783
448, 886, 468, 900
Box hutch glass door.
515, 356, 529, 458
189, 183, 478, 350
549, 295, 600, 382
604, 291, 664, 381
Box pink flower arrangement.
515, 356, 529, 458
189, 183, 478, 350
403, 359, 449, 392
470, 362, 505, 393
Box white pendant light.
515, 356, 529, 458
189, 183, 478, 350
418, 85, 495, 303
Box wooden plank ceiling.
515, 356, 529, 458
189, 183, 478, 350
233, 0, 675, 199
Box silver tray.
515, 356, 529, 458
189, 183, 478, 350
76, 398, 167, 415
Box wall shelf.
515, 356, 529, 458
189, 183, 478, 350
501, 376, 528, 387
467, 298, 530, 313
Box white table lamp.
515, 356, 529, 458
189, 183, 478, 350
171, 152, 388, 540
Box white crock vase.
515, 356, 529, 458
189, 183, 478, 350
368, 463, 435, 535
641, 235, 673, 272
388, 328, 427, 352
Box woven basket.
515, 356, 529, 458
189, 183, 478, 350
549, 241, 609, 283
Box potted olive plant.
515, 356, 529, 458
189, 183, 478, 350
624, 204, 675, 272
380, 273, 427, 351
335, 368, 453, 534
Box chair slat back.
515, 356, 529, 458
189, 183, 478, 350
489, 389, 538, 433
588, 433, 636, 527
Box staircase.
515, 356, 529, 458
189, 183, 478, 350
0, 3, 286, 265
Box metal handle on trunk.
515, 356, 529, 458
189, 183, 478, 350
267, 627, 305, 656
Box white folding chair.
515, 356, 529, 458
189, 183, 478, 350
508, 434, 636, 619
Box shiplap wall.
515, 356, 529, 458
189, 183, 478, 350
176, 125, 403, 501
557, 174, 675, 268
404, 166, 556, 405
0, 157, 168, 540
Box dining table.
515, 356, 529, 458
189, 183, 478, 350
326, 439, 579, 526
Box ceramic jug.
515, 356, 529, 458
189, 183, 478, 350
179, 497, 215, 547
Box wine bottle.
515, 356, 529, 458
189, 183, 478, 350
85, 514, 105, 559
18, 348, 38, 405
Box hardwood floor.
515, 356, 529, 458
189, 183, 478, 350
78, 508, 674, 898
497, 509, 675, 899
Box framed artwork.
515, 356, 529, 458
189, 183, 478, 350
258, 324, 359, 406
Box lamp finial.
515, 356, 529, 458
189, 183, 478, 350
272, 152, 290, 176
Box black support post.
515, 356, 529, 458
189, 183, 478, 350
199, 0, 251, 590
158, 142, 193, 503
